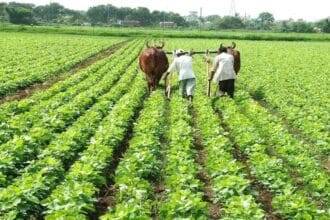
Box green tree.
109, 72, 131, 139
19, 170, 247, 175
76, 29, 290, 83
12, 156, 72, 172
33, 3, 65, 23
257, 12, 275, 29
205, 15, 221, 23
214, 16, 244, 29
87, 5, 108, 24
60, 9, 86, 25
129, 7, 151, 25
167, 12, 186, 26
290, 19, 314, 33
316, 18, 330, 33
5, 3, 34, 24
116, 7, 133, 21
0, 3, 7, 21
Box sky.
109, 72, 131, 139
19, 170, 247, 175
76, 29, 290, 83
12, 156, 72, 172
2, 0, 330, 21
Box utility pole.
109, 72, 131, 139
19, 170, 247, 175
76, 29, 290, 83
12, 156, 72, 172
199, 7, 203, 31
229, 0, 236, 17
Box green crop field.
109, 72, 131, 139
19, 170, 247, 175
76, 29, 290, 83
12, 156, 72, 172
0, 31, 329, 220
0, 32, 125, 97
3, 25, 330, 42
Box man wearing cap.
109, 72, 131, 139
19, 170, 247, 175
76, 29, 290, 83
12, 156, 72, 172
163, 49, 196, 102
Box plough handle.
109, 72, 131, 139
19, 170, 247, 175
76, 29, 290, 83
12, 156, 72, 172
165, 76, 171, 99
206, 50, 212, 97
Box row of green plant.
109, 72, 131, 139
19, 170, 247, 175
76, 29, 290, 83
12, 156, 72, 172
159, 94, 207, 219
42, 74, 147, 219
3, 25, 330, 41
100, 90, 166, 219
0, 40, 140, 146
169, 38, 329, 157
193, 62, 265, 219
240, 42, 330, 154
0, 45, 97, 81
0, 61, 144, 219
0, 32, 124, 97
0, 40, 135, 120
214, 98, 329, 219
0, 46, 141, 187
234, 91, 330, 207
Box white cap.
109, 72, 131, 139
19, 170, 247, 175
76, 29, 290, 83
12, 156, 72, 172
175, 49, 186, 56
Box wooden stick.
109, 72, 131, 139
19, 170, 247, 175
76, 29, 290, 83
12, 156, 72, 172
205, 50, 211, 97
166, 74, 172, 99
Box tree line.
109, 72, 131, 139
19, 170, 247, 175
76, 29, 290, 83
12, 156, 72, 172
0, 2, 329, 33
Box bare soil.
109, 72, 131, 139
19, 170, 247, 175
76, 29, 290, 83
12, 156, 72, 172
323, 158, 330, 172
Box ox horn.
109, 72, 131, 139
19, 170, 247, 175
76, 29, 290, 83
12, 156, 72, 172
231, 42, 236, 49
159, 41, 165, 49
146, 41, 151, 48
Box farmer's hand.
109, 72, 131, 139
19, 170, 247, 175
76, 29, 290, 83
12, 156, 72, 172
208, 71, 215, 81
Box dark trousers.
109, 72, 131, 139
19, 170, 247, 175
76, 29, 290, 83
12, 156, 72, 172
219, 79, 235, 98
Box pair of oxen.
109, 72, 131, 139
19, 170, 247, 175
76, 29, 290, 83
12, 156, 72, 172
139, 41, 241, 92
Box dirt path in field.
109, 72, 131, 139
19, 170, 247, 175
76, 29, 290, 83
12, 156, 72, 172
190, 106, 222, 219
212, 101, 282, 220
0, 40, 129, 105
89, 93, 148, 219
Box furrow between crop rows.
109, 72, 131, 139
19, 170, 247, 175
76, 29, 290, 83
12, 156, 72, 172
0, 68, 146, 219
247, 91, 330, 159
0, 40, 140, 145
196, 56, 329, 218
213, 98, 329, 219
0, 43, 143, 187
99, 90, 165, 219
191, 105, 222, 219
0, 40, 136, 120
233, 91, 330, 208
0, 40, 129, 104
212, 103, 281, 220
191, 61, 267, 219
41, 74, 148, 220
158, 93, 207, 219
0, 34, 125, 98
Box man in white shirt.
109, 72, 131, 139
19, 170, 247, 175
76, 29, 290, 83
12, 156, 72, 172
209, 47, 237, 98
163, 49, 196, 102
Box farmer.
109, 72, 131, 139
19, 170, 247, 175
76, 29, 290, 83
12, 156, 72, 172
209, 46, 236, 98
163, 49, 196, 102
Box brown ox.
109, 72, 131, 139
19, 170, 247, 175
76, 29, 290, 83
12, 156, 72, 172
139, 42, 169, 92
220, 42, 241, 74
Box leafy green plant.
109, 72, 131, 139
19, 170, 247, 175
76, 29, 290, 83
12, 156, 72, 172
101, 90, 165, 219
0, 32, 125, 97
159, 95, 207, 219
0, 55, 144, 219
0, 42, 142, 187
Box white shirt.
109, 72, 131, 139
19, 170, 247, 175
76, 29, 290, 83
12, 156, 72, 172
167, 55, 196, 81
212, 53, 236, 82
